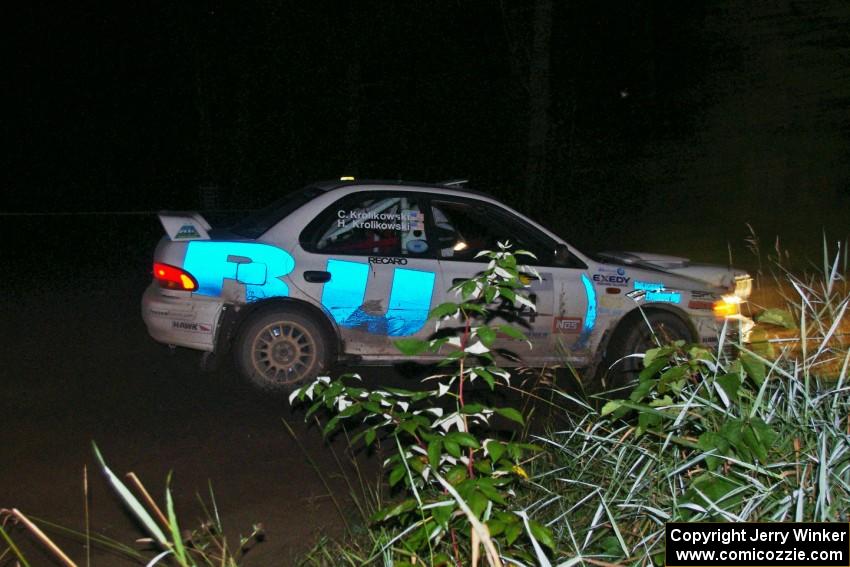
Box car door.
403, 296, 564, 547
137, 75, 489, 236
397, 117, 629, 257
296, 190, 442, 359
428, 197, 591, 365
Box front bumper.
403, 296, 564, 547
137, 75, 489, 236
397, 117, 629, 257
141, 282, 224, 352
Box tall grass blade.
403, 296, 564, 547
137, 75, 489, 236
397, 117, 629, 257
91, 443, 168, 546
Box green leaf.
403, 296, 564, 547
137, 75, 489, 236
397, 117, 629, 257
461, 279, 478, 298
698, 432, 731, 471
716, 373, 741, 404
444, 440, 462, 458
389, 464, 407, 487
428, 439, 443, 471
495, 407, 524, 425
496, 324, 528, 342
639, 357, 668, 381
485, 439, 506, 463
740, 352, 766, 386
474, 368, 496, 389
528, 520, 556, 551
446, 465, 467, 485
629, 378, 656, 402
742, 424, 768, 463
476, 326, 497, 347
432, 501, 454, 527
601, 400, 624, 416
446, 431, 480, 449
429, 302, 460, 319
658, 365, 687, 394
372, 498, 418, 522
394, 338, 430, 356
364, 428, 376, 447
756, 308, 797, 329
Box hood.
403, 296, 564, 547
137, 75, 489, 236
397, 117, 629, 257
596, 251, 749, 291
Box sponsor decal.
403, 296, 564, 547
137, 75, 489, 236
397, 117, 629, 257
336, 209, 424, 231
171, 320, 212, 334
634, 280, 664, 292
646, 290, 681, 304
592, 274, 631, 287
688, 300, 714, 310
598, 266, 627, 276
369, 256, 408, 265
149, 308, 169, 317
553, 316, 582, 334
690, 290, 716, 299
599, 295, 624, 309
174, 224, 201, 239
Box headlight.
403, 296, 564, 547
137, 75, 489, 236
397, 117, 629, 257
713, 295, 742, 318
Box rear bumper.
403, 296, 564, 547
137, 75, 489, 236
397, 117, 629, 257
141, 282, 224, 351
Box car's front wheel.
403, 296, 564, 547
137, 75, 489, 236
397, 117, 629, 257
593, 310, 694, 396
235, 308, 333, 393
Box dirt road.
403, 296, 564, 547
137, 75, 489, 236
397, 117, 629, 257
1, 272, 384, 565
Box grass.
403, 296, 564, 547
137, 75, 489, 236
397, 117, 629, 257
296, 236, 850, 565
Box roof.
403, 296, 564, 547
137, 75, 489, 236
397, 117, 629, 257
309, 179, 497, 200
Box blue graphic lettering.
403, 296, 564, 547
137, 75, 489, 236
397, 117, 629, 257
579, 274, 597, 346
322, 259, 435, 336
321, 259, 370, 324
184, 241, 294, 301
634, 280, 665, 291
645, 291, 681, 304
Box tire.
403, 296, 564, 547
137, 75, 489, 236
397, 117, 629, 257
593, 310, 694, 395
234, 308, 333, 393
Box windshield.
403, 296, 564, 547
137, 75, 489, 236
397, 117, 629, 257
229, 185, 324, 239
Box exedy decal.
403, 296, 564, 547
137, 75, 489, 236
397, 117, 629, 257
592, 274, 631, 287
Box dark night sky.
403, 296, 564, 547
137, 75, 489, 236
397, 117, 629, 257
6, 1, 850, 254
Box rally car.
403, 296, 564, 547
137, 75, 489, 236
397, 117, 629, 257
142, 179, 753, 392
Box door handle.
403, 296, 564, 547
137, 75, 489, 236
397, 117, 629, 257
304, 270, 332, 283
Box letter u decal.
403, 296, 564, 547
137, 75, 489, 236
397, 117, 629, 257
321, 259, 435, 336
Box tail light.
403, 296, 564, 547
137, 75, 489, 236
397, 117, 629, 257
153, 262, 198, 291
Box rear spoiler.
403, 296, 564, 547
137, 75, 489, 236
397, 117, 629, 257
157, 211, 212, 241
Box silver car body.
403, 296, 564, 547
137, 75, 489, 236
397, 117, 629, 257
142, 181, 752, 369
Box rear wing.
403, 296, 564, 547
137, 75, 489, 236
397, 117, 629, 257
157, 211, 212, 241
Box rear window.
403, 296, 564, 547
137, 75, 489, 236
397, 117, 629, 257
229, 186, 323, 239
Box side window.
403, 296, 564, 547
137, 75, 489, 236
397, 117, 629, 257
431, 200, 555, 263
308, 194, 430, 257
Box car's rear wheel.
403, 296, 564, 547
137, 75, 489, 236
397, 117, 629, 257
593, 310, 694, 396
235, 308, 332, 393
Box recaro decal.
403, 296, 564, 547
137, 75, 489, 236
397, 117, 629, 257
183, 241, 295, 301
321, 259, 436, 336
